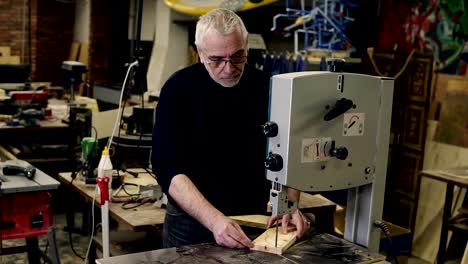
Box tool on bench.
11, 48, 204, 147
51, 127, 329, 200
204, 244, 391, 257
1, 160, 36, 180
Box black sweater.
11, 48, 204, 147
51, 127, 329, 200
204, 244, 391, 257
151, 63, 271, 216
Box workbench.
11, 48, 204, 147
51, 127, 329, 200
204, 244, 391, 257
95, 230, 387, 264
0, 160, 60, 264
59, 169, 165, 231
420, 168, 468, 264
58, 169, 337, 231
0, 119, 73, 175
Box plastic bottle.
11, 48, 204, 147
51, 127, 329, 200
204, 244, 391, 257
97, 146, 113, 200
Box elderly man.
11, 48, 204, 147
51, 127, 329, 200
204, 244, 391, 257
152, 8, 308, 249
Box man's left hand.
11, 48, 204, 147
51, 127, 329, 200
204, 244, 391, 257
267, 209, 310, 239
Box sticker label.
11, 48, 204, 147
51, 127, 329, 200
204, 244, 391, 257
301, 137, 332, 163
343, 113, 365, 136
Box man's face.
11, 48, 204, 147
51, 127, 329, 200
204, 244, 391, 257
199, 30, 247, 87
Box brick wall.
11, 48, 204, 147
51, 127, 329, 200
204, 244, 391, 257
89, 0, 111, 85
35, 0, 74, 84
0, 0, 74, 84
0, 0, 29, 59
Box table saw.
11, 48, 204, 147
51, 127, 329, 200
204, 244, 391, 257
0, 159, 60, 263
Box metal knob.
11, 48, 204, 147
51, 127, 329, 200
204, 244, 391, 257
331, 147, 348, 160
262, 122, 278, 137
265, 153, 283, 171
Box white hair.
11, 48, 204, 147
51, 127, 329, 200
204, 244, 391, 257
195, 8, 248, 50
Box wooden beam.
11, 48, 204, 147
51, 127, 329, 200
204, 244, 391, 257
251, 227, 296, 255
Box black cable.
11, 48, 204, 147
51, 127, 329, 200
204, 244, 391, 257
68, 228, 85, 259
121, 183, 139, 197
141, 166, 156, 179
112, 183, 139, 199
374, 220, 400, 264
42, 240, 49, 264
67, 126, 99, 260
122, 197, 153, 210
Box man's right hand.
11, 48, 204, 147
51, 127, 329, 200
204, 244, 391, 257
212, 215, 254, 248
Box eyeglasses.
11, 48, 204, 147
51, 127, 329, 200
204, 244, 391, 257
205, 54, 247, 68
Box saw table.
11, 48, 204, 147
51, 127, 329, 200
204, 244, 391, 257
0, 160, 60, 264
96, 230, 388, 264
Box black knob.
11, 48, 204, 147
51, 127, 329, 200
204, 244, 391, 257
262, 122, 278, 137
331, 147, 348, 160
327, 58, 345, 72
265, 153, 283, 172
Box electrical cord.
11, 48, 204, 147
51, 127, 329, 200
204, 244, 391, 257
68, 228, 84, 260
374, 220, 400, 264
140, 166, 156, 179
107, 61, 139, 151
42, 240, 49, 264
122, 197, 155, 210
121, 183, 139, 197
112, 183, 139, 198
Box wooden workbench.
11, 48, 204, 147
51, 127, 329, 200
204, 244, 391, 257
59, 169, 165, 231
419, 168, 468, 264
59, 169, 336, 232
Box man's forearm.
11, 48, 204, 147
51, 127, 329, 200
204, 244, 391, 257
168, 174, 224, 232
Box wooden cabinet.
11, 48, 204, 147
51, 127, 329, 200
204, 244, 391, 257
364, 52, 434, 231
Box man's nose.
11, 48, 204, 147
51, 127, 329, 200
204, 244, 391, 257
223, 60, 235, 73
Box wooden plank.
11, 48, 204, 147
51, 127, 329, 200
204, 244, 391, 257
0, 145, 17, 161
251, 227, 296, 255
69, 41, 80, 61
300, 193, 336, 210
429, 73, 467, 119
77, 42, 89, 95
462, 243, 468, 264
0, 46, 11, 57
78, 42, 89, 66
433, 84, 468, 148
0, 56, 20, 64
412, 120, 468, 263
229, 215, 269, 229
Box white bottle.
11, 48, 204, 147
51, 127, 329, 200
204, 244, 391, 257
97, 146, 113, 200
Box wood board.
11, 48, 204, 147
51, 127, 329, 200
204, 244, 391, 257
0, 56, 20, 64
0, 46, 11, 57
69, 41, 80, 61
252, 227, 296, 255
229, 215, 269, 229
412, 120, 468, 263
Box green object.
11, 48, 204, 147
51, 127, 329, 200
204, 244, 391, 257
81, 137, 98, 161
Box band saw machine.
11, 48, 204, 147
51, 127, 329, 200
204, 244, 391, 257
264, 62, 394, 252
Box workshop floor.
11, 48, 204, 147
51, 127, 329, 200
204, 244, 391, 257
1, 213, 90, 264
